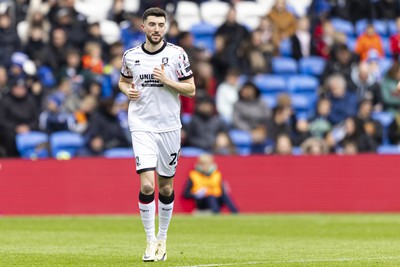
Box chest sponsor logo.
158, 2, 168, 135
139, 73, 163, 87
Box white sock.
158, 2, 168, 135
157, 193, 174, 241
139, 200, 156, 242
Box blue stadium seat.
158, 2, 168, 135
261, 94, 277, 108
253, 74, 287, 96
346, 36, 356, 52
373, 19, 388, 37
355, 19, 368, 35
271, 57, 297, 75
191, 22, 217, 54
229, 129, 252, 156
103, 147, 134, 158
298, 56, 326, 77
372, 111, 394, 145
377, 145, 400, 154
388, 19, 397, 36
331, 18, 354, 36
379, 57, 394, 76
381, 37, 392, 58
50, 131, 84, 158
279, 38, 292, 57
180, 146, 206, 157
16, 131, 49, 159
290, 93, 315, 118
287, 75, 319, 96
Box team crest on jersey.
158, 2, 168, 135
162, 57, 169, 66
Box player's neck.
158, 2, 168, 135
144, 40, 165, 53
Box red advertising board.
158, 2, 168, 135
1, 155, 400, 215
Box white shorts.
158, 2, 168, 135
131, 130, 181, 178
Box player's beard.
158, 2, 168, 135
147, 33, 163, 45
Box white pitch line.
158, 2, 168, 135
176, 256, 400, 267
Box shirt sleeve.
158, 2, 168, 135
120, 53, 133, 78
176, 49, 193, 81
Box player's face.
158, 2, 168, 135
142, 16, 166, 45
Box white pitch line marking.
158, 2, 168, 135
176, 256, 400, 267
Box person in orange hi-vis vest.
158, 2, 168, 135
183, 153, 239, 214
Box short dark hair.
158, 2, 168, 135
142, 7, 166, 22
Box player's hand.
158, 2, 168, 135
153, 64, 167, 83
194, 187, 207, 199
127, 82, 140, 101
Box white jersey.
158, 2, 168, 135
121, 41, 193, 132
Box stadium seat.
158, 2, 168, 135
372, 111, 394, 145
191, 22, 217, 53
279, 38, 292, 57
74, 0, 112, 22
50, 131, 85, 159
377, 145, 400, 154
372, 20, 388, 37
271, 57, 298, 75
181, 113, 192, 125
180, 147, 206, 157
104, 148, 134, 158
175, 1, 201, 31
379, 58, 394, 77
229, 129, 252, 156
355, 19, 368, 36
253, 74, 287, 96
287, 75, 319, 96
200, 1, 230, 27
388, 19, 397, 36
235, 1, 265, 30
299, 56, 326, 77
261, 94, 277, 109
100, 20, 121, 45
290, 93, 315, 118
122, 0, 140, 13
16, 131, 49, 159
331, 18, 354, 36
381, 37, 392, 58
346, 36, 356, 52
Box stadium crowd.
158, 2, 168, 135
1, 0, 400, 159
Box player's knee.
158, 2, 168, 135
141, 183, 155, 195
159, 184, 173, 196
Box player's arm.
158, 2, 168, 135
118, 75, 140, 101
153, 65, 196, 98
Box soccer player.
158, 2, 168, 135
118, 7, 195, 262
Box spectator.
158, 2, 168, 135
266, 104, 293, 143
380, 62, 400, 112
355, 98, 383, 145
81, 41, 104, 76
237, 29, 272, 75
267, 0, 297, 49
389, 17, 400, 60
329, 0, 373, 23
350, 61, 382, 107
107, 0, 128, 25
38, 92, 74, 134
0, 78, 39, 157
300, 137, 329, 155
325, 74, 359, 125
165, 20, 180, 45
374, 0, 400, 20
81, 97, 130, 156
120, 12, 146, 51
291, 16, 313, 60
255, 16, 277, 54
70, 95, 97, 134
0, 8, 21, 66
355, 24, 384, 62
232, 82, 271, 152
86, 22, 109, 62
215, 68, 241, 124
336, 117, 377, 153
214, 5, 250, 70
272, 133, 293, 155
210, 35, 230, 85
20, 8, 51, 45
182, 153, 239, 214
0, 65, 9, 98
388, 112, 400, 144
312, 19, 341, 59
184, 96, 228, 153
23, 25, 47, 66
213, 132, 237, 155
308, 97, 332, 138
102, 55, 123, 98
43, 27, 70, 72
321, 43, 358, 85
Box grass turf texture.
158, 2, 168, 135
1, 214, 400, 267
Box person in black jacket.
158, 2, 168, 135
0, 78, 39, 157
0, 10, 21, 66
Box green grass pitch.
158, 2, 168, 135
1, 214, 400, 266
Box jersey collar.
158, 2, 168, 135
141, 40, 167, 55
